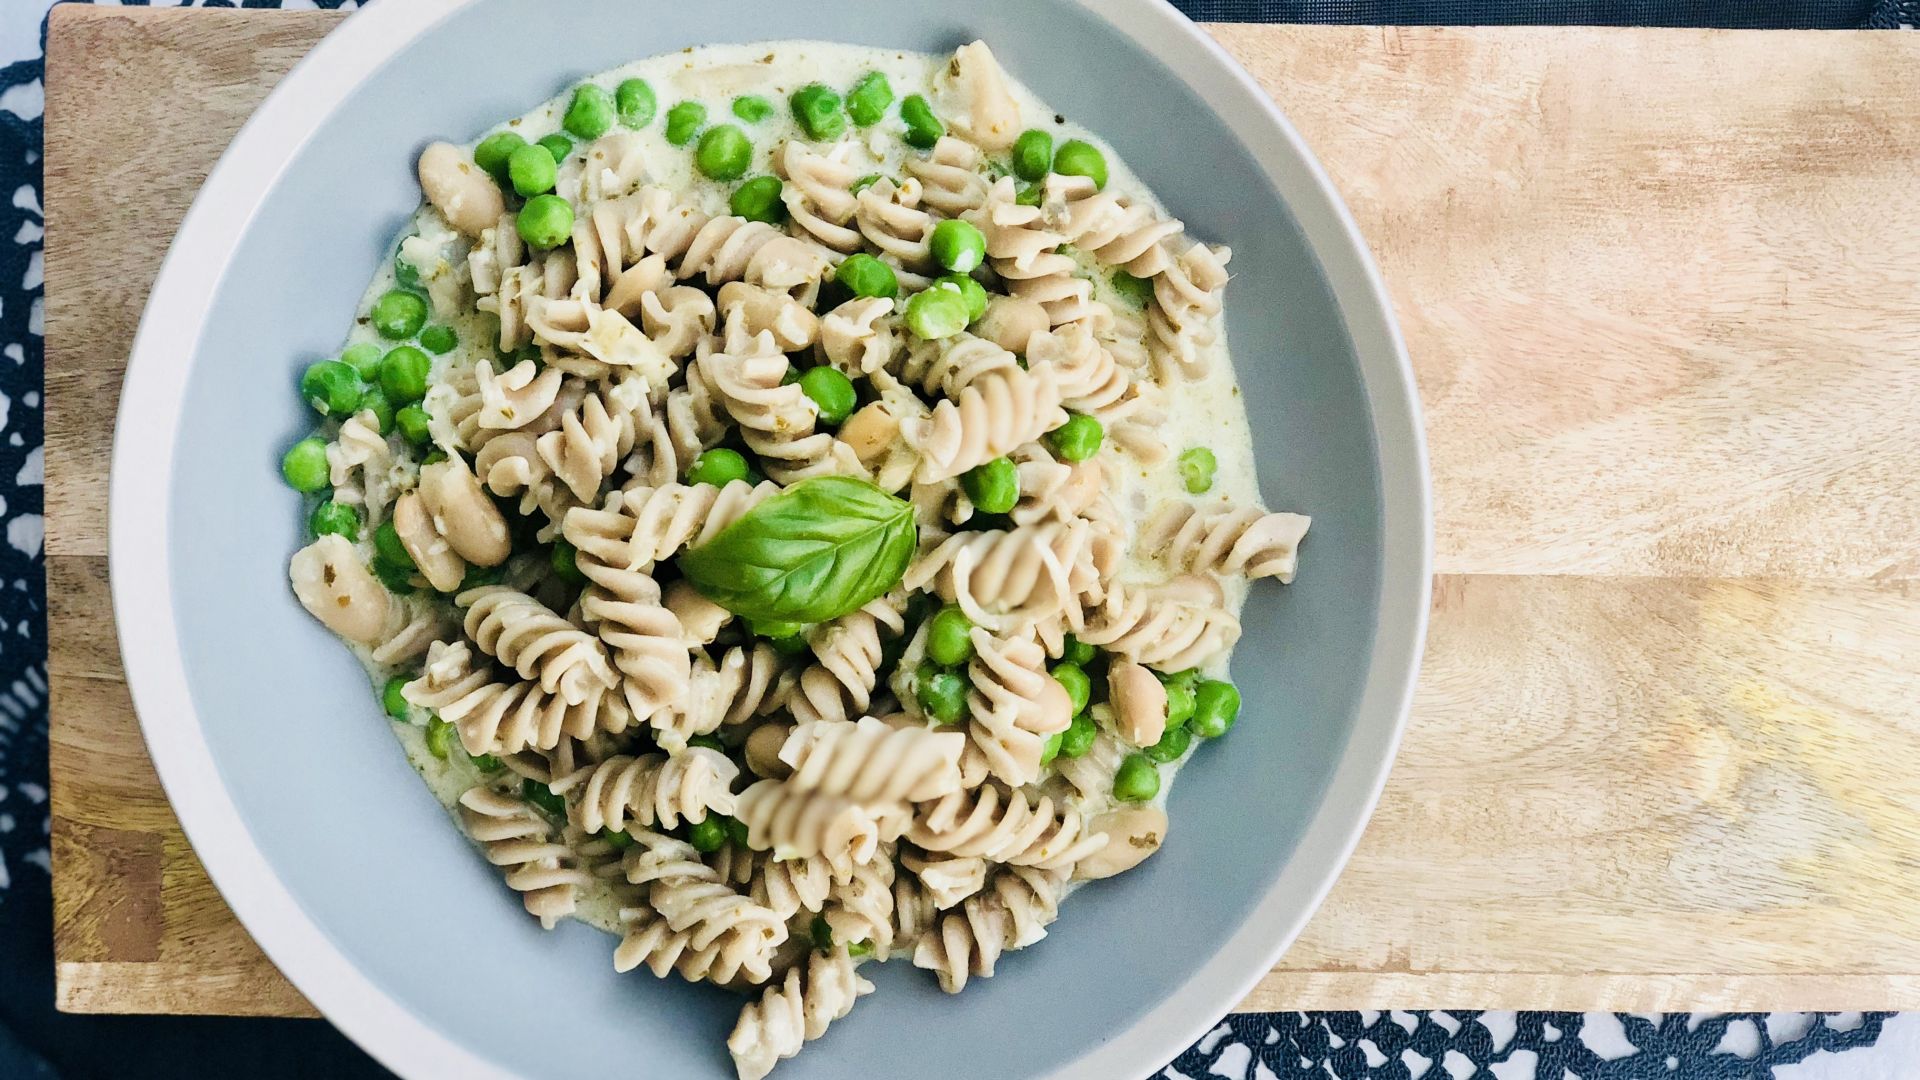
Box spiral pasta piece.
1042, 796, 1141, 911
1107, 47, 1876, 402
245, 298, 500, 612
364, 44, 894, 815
1007, 442, 1104, 527
1076, 574, 1242, 672
404, 641, 631, 756
712, 846, 836, 919
775, 140, 863, 252
821, 850, 898, 959
911, 865, 1067, 993
1041, 172, 1184, 277
785, 600, 906, 726
816, 296, 898, 376
900, 848, 988, 911
964, 627, 1073, 787
1025, 321, 1131, 415
779, 716, 966, 805
854, 177, 936, 273
891, 872, 940, 957
532, 374, 654, 503
904, 136, 989, 217
574, 563, 691, 721
458, 586, 616, 706
473, 358, 566, 433
933, 41, 1022, 151
734, 779, 895, 882
1148, 241, 1231, 380
570, 748, 739, 835
678, 214, 833, 296
727, 948, 874, 1080
1143, 502, 1313, 583
898, 332, 1022, 398
903, 519, 1112, 631
907, 784, 1107, 871
718, 281, 819, 351
899, 358, 1066, 484
457, 785, 592, 930
699, 333, 864, 483
615, 905, 768, 987
324, 410, 392, 521
624, 830, 788, 982
562, 479, 777, 573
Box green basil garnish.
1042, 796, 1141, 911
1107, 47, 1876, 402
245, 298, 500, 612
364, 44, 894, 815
678, 476, 916, 624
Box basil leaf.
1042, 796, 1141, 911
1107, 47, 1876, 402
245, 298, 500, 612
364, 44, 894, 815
678, 476, 916, 624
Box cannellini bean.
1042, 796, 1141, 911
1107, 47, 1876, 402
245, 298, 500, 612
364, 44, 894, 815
391, 492, 467, 593
289, 535, 392, 644
717, 282, 818, 351
838, 403, 899, 463
418, 456, 512, 567
417, 141, 505, 238
974, 296, 1050, 355
665, 579, 730, 645
744, 721, 795, 780
1074, 806, 1169, 880
1107, 660, 1168, 747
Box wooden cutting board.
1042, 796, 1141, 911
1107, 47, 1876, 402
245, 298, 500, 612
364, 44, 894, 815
45, 6, 1920, 1017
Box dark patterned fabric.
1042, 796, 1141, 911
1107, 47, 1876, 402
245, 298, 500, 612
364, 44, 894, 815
0, 1, 1906, 1077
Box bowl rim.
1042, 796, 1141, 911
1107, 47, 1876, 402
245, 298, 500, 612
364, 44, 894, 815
107, 2, 1432, 1077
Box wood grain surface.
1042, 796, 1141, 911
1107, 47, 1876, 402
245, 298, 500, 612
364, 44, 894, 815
45, 6, 1920, 1017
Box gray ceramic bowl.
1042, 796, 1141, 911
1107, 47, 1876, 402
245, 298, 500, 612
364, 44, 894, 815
109, 1, 1430, 1076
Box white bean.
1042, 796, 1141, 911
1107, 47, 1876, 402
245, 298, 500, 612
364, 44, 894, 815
391, 492, 466, 593
289, 535, 392, 644
1074, 806, 1169, 881
417, 141, 505, 238
1107, 660, 1168, 747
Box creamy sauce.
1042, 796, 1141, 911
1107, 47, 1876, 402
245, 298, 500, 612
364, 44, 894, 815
327, 41, 1262, 928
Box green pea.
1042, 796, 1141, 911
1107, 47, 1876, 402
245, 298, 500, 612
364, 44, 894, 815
780, 366, 803, 387
523, 777, 567, 817
550, 538, 586, 585
378, 345, 432, 404
617, 78, 658, 128
730, 175, 786, 224
424, 716, 456, 760
850, 173, 885, 195
724, 817, 750, 850
810, 914, 835, 952
790, 83, 846, 141
687, 447, 750, 487
281, 438, 332, 492
1014, 181, 1044, 207
340, 342, 384, 380
665, 101, 707, 147
419, 325, 458, 355
308, 500, 361, 541
1113, 752, 1161, 803
916, 664, 969, 725
299, 359, 366, 417
1111, 270, 1154, 310
381, 676, 410, 720
1057, 712, 1097, 759
563, 84, 616, 141
1144, 722, 1193, 764
371, 289, 428, 340
1012, 129, 1054, 182
517, 194, 575, 250
799, 367, 856, 426
934, 273, 989, 323
1164, 679, 1197, 732
1039, 729, 1065, 767
1058, 634, 1097, 667
899, 94, 943, 149
834, 253, 898, 300
847, 939, 874, 959
1054, 139, 1109, 190
903, 286, 970, 340
925, 605, 976, 667
393, 252, 422, 293
845, 71, 893, 127
371, 557, 416, 596
359, 386, 395, 435
601, 828, 635, 851
469, 752, 503, 773
930, 219, 986, 274
680, 815, 726, 853
961, 457, 1019, 515
1190, 680, 1240, 739
696, 124, 753, 181
458, 563, 503, 593
1170, 451, 1217, 499
528, 132, 569, 166
373, 520, 415, 571
473, 131, 527, 183
686, 734, 726, 752
396, 405, 433, 446
1046, 413, 1104, 462
732, 94, 774, 123
1050, 662, 1092, 716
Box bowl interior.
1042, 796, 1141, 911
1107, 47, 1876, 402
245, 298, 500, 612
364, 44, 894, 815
164, 1, 1387, 1076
